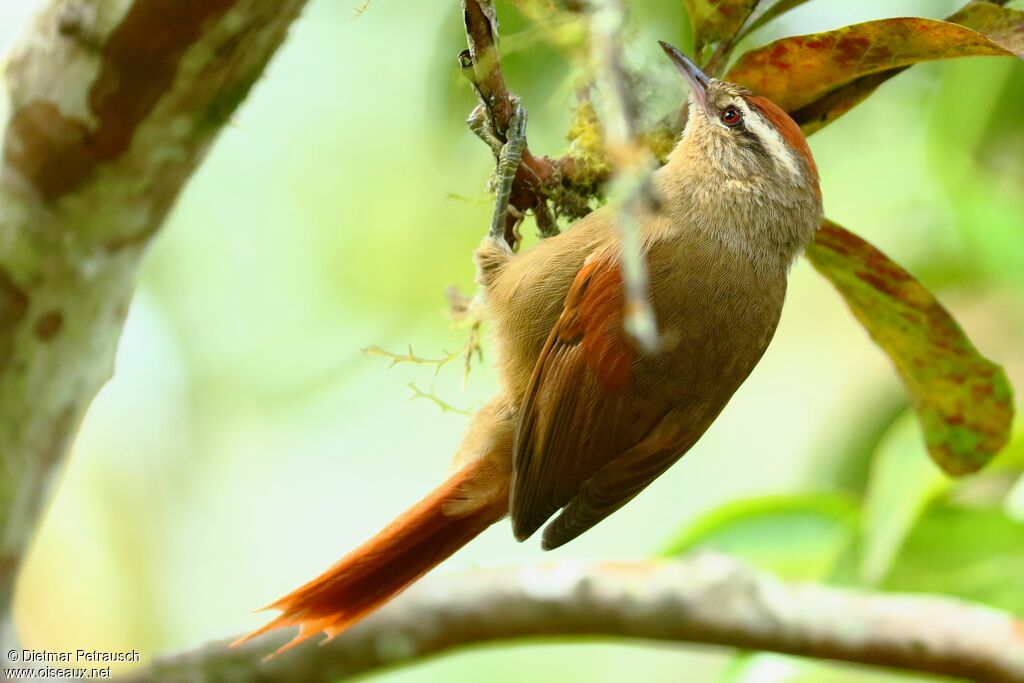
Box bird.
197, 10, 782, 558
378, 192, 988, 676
238, 41, 823, 654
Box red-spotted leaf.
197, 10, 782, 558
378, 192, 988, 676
781, 2, 1024, 134
948, 1, 1024, 56
805, 221, 1014, 476
727, 9, 1024, 133
684, 0, 760, 57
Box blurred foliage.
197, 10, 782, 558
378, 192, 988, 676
885, 503, 1024, 613
857, 412, 949, 585
663, 492, 858, 580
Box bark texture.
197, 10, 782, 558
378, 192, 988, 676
0, 0, 308, 629
123, 554, 1024, 683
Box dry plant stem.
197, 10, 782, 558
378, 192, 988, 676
0, 0, 308, 636
461, 0, 560, 241
587, 0, 659, 351
120, 553, 1024, 683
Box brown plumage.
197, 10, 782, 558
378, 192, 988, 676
239, 42, 823, 654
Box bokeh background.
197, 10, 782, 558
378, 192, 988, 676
3, 1, 1023, 681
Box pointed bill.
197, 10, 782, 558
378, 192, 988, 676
659, 40, 712, 117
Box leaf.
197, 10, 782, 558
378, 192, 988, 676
859, 411, 951, 585
805, 221, 1014, 476
786, 2, 1024, 134
884, 503, 1024, 615
662, 492, 858, 580
729, 15, 1019, 111
948, 0, 1024, 56
739, 0, 815, 41
727, 8, 1024, 133
684, 0, 760, 57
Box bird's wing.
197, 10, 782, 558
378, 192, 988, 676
510, 239, 782, 550
510, 244, 681, 547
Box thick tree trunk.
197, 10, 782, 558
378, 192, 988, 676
0, 0, 308, 638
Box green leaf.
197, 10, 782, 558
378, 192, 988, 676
684, 0, 760, 58
739, 0, 815, 42
727, 7, 1024, 134
663, 492, 858, 580
806, 221, 1014, 477
884, 503, 1024, 615
859, 411, 951, 585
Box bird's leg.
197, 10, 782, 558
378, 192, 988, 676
488, 96, 527, 249
468, 97, 528, 290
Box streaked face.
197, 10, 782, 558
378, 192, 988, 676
659, 41, 819, 194
693, 81, 809, 184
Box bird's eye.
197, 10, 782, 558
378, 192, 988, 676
720, 107, 743, 127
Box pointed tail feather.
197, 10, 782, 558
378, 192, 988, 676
234, 460, 506, 656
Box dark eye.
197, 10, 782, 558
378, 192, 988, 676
720, 106, 743, 127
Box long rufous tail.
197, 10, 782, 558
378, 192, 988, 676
234, 459, 506, 656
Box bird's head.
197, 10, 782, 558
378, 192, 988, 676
658, 41, 820, 205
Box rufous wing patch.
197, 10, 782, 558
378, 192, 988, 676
558, 254, 632, 391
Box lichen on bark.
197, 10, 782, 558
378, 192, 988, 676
0, 0, 308, 640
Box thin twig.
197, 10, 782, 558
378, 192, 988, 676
120, 553, 1024, 683
363, 345, 461, 375
363, 318, 482, 388
587, 0, 660, 351
407, 382, 471, 416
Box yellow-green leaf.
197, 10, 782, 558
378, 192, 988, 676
806, 221, 1014, 476
662, 492, 858, 581
948, 0, 1024, 57
859, 411, 951, 585
883, 504, 1024, 615
784, 2, 1024, 134
727, 11, 1023, 133
684, 0, 759, 57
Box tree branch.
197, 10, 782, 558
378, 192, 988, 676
0, 0, 308, 640
122, 554, 1024, 683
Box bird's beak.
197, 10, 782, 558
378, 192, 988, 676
658, 41, 711, 116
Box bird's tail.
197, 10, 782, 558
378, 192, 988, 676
233, 458, 507, 656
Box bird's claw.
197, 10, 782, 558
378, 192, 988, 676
487, 96, 527, 246
467, 96, 529, 249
